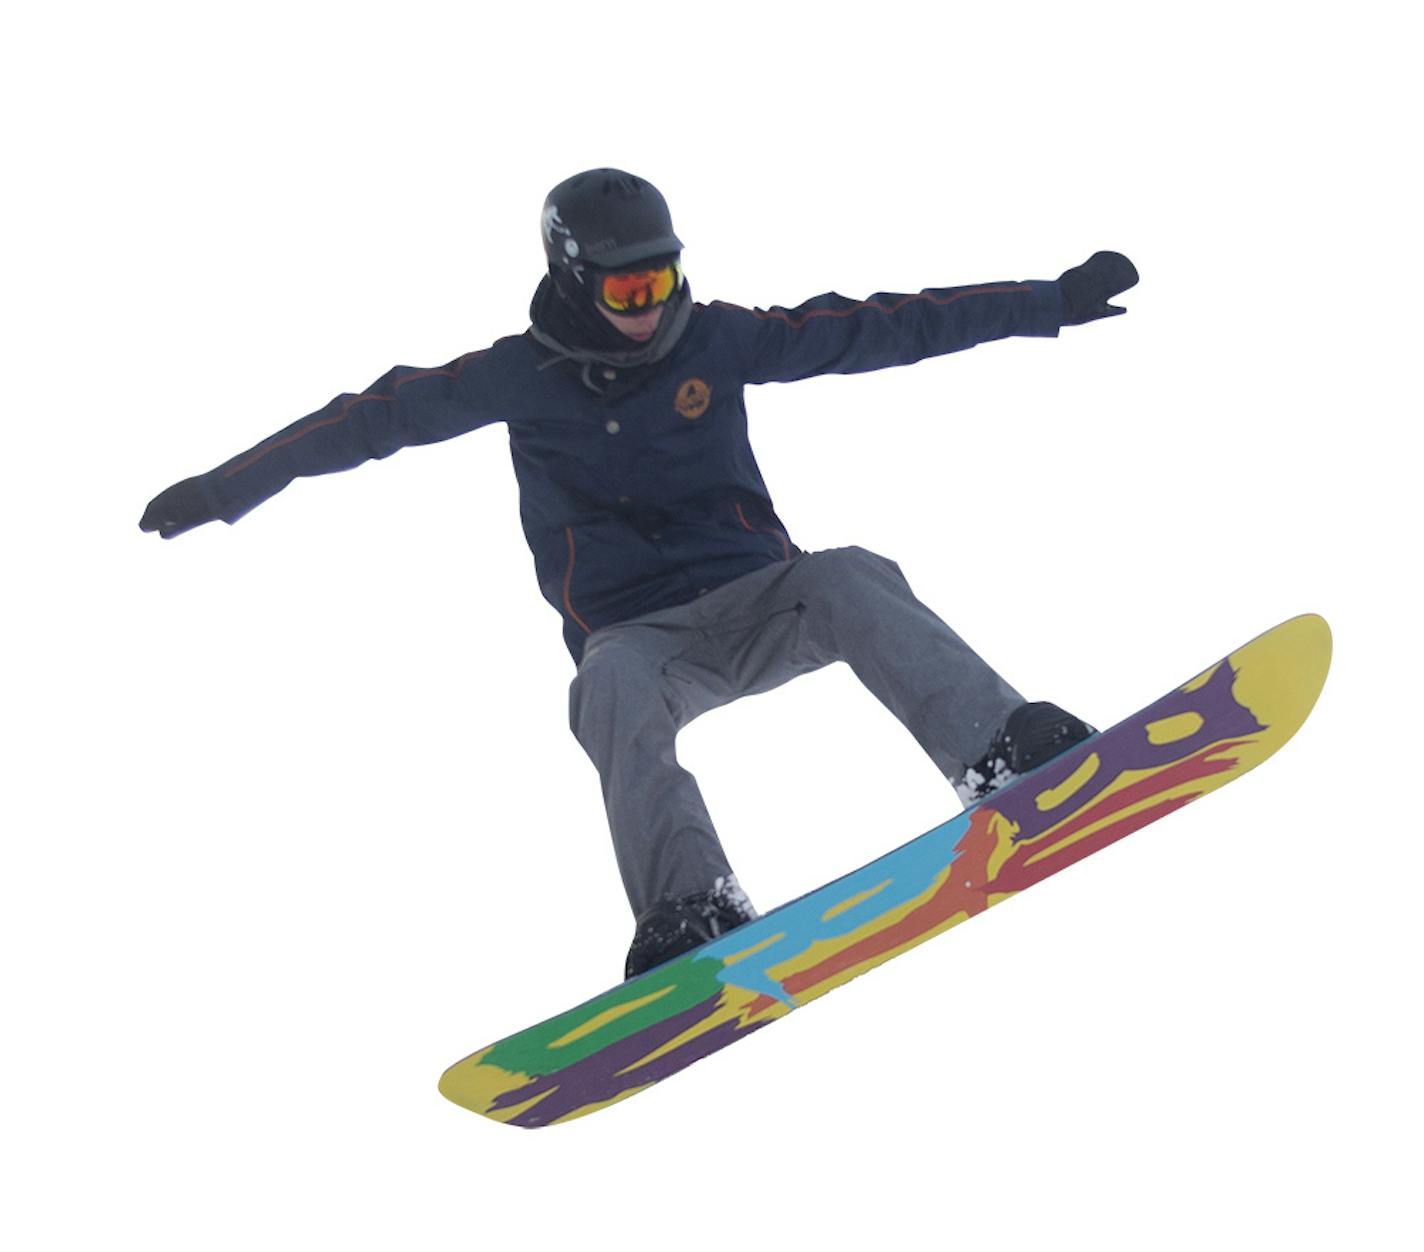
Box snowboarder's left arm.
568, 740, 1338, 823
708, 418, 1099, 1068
713, 251, 1137, 385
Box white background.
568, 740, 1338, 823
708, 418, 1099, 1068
4, 1, 1419, 1248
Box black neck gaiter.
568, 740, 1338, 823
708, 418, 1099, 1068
527, 270, 694, 392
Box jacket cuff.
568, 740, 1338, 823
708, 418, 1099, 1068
1023, 279, 1066, 336
200, 470, 253, 526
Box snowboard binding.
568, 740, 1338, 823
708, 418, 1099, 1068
954, 701, 1097, 806
625, 874, 759, 979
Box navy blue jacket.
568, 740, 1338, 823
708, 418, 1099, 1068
199, 279, 1065, 662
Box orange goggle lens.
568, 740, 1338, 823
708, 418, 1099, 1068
597, 261, 682, 313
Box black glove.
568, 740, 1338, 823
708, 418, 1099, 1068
1057, 251, 1139, 326
139, 476, 220, 539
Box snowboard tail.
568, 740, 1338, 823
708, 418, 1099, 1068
440, 614, 1331, 1128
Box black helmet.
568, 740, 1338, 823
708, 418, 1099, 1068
541, 169, 683, 282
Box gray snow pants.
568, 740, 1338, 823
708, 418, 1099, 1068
568, 546, 1024, 918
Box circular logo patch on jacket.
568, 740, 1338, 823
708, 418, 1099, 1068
675, 378, 712, 420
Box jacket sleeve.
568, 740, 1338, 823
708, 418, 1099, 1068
199, 345, 506, 524
710, 279, 1064, 385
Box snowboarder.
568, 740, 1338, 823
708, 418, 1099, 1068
140, 169, 1138, 979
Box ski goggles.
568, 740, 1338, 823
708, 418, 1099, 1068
594, 258, 683, 313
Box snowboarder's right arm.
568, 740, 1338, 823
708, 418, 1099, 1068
139, 345, 507, 539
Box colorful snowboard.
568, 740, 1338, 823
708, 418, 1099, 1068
440, 613, 1331, 1128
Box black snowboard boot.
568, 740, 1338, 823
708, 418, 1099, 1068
624, 875, 759, 980
954, 701, 1097, 806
